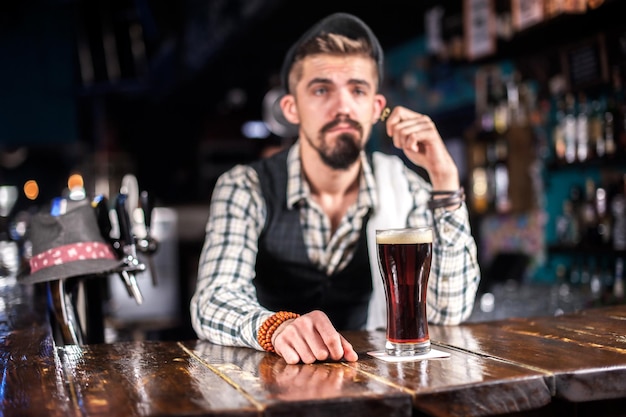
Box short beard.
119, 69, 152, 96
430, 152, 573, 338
307, 117, 364, 170
319, 133, 362, 170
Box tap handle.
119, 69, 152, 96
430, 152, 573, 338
139, 190, 153, 233
92, 195, 112, 243
115, 193, 133, 247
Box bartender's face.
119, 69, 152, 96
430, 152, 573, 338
281, 54, 386, 170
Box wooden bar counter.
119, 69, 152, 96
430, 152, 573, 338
1, 277, 625, 417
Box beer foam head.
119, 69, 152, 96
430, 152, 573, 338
376, 227, 432, 244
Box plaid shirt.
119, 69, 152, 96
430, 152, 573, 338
190, 141, 480, 350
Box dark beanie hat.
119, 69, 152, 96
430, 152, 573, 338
280, 12, 384, 93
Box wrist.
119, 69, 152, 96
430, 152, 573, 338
431, 181, 460, 192
429, 167, 459, 191
257, 311, 300, 353
271, 318, 297, 347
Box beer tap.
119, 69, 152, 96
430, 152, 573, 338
121, 173, 158, 286
92, 195, 113, 244
0, 186, 18, 276
137, 190, 158, 286
114, 193, 145, 305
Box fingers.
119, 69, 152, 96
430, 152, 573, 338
384, 106, 457, 184
340, 335, 359, 362
272, 310, 359, 364
385, 108, 438, 153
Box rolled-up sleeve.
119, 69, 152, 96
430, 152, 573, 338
189, 165, 273, 349
405, 168, 481, 325
427, 206, 481, 324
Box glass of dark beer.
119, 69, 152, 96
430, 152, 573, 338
376, 227, 433, 356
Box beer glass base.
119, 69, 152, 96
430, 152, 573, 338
385, 340, 431, 356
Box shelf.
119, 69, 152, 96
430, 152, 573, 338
545, 156, 626, 171
548, 244, 626, 257
478, 0, 624, 65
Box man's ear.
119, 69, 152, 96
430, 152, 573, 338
372, 93, 387, 124
280, 94, 300, 125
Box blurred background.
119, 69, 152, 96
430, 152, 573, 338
2, 0, 626, 341
0, 0, 435, 208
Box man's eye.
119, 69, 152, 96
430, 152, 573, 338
313, 87, 327, 95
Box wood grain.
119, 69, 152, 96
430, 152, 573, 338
1, 276, 625, 417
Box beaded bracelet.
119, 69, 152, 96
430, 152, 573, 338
427, 187, 465, 210
257, 311, 300, 353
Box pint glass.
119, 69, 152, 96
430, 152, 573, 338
376, 227, 432, 356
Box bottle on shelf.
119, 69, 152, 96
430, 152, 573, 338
610, 66, 625, 155
599, 258, 614, 303
603, 66, 623, 158
485, 140, 498, 211
611, 174, 626, 251
563, 93, 577, 164
494, 137, 511, 213
595, 185, 611, 247
604, 107, 617, 158
470, 166, 489, 214
556, 199, 580, 246
569, 258, 581, 286
589, 98, 605, 159
469, 136, 489, 214
493, 78, 509, 134
613, 258, 624, 302
506, 71, 525, 127
480, 73, 496, 133
576, 92, 589, 163
589, 264, 603, 303
579, 259, 591, 288
578, 178, 599, 245
552, 95, 567, 162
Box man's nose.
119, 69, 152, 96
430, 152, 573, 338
333, 90, 353, 116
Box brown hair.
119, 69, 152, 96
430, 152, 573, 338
287, 33, 376, 93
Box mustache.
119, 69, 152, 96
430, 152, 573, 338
321, 116, 362, 134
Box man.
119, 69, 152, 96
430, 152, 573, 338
190, 12, 480, 365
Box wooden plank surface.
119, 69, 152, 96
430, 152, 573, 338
343, 330, 552, 417
0, 280, 77, 417
430, 305, 626, 403
59, 341, 259, 417
181, 340, 413, 417
2, 275, 625, 417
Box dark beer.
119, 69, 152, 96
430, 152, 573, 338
376, 228, 432, 355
